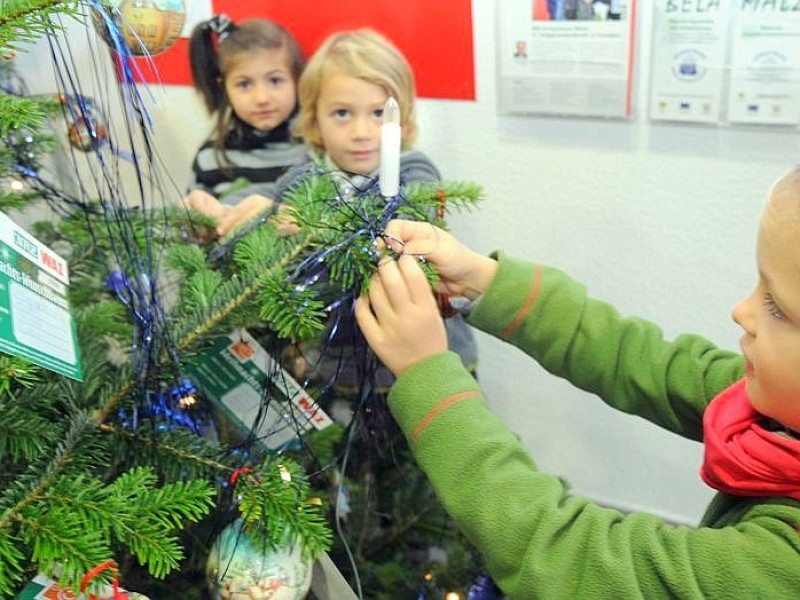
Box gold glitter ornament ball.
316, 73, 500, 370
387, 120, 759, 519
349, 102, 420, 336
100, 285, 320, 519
94, 0, 186, 56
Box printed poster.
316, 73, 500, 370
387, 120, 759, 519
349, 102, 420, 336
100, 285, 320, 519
0, 211, 82, 381
649, 0, 730, 124
496, 0, 638, 119
725, 1, 800, 126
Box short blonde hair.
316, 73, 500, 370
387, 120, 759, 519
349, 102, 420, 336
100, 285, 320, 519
293, 29, 418, 152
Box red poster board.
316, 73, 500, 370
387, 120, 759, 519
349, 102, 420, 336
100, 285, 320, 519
134, 0, 475, 100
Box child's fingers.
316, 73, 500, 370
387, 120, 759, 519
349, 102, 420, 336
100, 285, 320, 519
383, 220, 437, 256
354, 295, 380, 340
375, 256, 412, 311
215, 213, 234, 236
217, 210, 250, 235
217, 197, 271, 235
366, 275, 392, 317
188, 191, 223, 215
396, 254, 435, 306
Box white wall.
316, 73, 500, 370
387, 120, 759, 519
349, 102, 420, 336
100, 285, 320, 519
15, 2, 800, 525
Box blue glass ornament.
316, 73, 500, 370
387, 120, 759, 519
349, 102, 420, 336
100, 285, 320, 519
467, 573, 504, 600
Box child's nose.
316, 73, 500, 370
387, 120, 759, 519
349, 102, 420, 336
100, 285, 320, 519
254, 83, 272, 103
350, 116, 371, 138
731, 293, 755, 335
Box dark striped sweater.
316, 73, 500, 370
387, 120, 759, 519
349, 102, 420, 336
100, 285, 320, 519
186, 120, 308, 204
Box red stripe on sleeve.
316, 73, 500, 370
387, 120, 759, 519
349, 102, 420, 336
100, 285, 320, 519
412, 390, 483, 443
501, 264, 543, 340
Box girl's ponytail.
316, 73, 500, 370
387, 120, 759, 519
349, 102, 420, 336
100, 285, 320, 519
188, 14, 237, 113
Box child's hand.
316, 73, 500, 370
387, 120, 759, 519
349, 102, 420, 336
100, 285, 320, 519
381, 220, 498, 300
216, 194, 274, 237
355, 254, 447, 377
182, 189, 227, 220
272, 204, 300, 236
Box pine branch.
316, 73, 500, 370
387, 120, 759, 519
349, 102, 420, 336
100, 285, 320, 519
258, 271, 328, 342
234, 459, 333, 560
101, 424, 234, 481
165, 243, 208, 276
0, 411, 92, 526
0, 354, 41, 395
0, 186, 41, 212
0, 530, 26, 596
166, 233, 314, 355
0, 167, 480, 592
0, 6, 337, 594
21, 507, 110, 588
0, 400, 55, 464
249, 170, 484, 341
0, 92, 46, 135
103, 425, 333, 560
106, 468, 215, 579
0, 0, 80, 52
0, 16, 483, 586
75, 300, 133, 343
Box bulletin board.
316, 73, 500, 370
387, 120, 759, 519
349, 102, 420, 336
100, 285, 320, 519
133, 0, 475, 100
649, 0, 800, 128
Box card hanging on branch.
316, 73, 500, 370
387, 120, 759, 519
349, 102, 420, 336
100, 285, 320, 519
0, 211, 82, 380
15, 564, 149, 600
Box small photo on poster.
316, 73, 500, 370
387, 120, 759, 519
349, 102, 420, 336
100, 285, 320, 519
532, 0, 626, 22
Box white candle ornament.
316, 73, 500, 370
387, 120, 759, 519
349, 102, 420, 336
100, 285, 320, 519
379, 97, 401, 198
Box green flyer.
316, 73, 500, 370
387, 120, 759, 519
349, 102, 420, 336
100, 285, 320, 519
0, 211, 82, 381
186, 328, 332, 449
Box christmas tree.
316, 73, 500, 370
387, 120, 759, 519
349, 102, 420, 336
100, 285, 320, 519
0, 2, 486, 598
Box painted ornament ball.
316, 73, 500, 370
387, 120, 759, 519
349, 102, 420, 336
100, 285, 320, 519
67, 114, 108, 151
207, 520, 313, 600
95, 0, 186, 56
59, 95, 108, 152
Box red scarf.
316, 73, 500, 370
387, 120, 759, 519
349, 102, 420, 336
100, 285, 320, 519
701, 378, 800, 501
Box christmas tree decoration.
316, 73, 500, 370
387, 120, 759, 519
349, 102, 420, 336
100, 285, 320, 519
207, 520, 313, 600
2, 175, 26, 194
0, 4, 332, 598
379, 97, 401, 198
79, 561, 150, 600
15, 570, 150, 600
466, 574, 504, 599
417, 570, 439, 599
0, 210, 83, 381
59, 94, 108, 152
2, 2, 489, 598
93, 0, 186, 56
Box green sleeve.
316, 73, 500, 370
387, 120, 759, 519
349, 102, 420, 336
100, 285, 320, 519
388, 352, 800, 598
467, 253, 744, 440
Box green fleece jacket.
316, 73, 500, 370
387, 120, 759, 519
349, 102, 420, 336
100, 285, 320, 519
387, 253, 800, 598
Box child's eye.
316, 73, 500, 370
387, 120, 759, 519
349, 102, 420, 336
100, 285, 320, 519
333, 109, 350, 120
235, 80, 251, 90
269, 76, 285, 87
764, 293, 786, 319
373, 108, 384, 119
